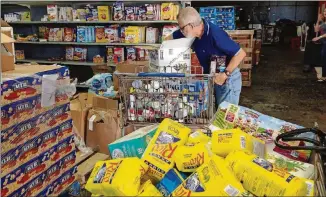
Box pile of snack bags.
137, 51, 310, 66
86, 115, 315, 196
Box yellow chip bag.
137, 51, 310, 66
142, 118, 191, 183
85, 157, 148, 196
138, 180, 162, 196
172, 155, 245, 196
212, 128, 265, 157
187, 130, 211, 144
174, 143, 210, 172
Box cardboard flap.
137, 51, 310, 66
1, 33, 15, 44
1, 19, 11, 27
1, 44, 13, 55
116, 61, 149, 73
93, 96, 118, 111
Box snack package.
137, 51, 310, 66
106, 47, 114, 63
162, 25, 179, 40
105, 26, 119, 43
138, 180, 162, 196
77, 26, 86, 42
15, 50, 25, 60
125, 6, 136, 21
172, 155, 246, 196
64, 27, 74, 42
98, 6, 110, 21
156, 168, 187, 196
211, 128, 265, 158
174, 143, 210, 172
126, 47, 136, 61
146, 27, 159, 44
85, 158, 148, 196
161, 3, 174, 20
113, 47, 125, 63
74, 47, 87, 61
47, 5, 58, 21
113, 2, 125, 21
226, 150, 308, 196
187, 130, 211, 144
142, 118, 191, 183
95, 26, 106, 43
66, 46, 74, 60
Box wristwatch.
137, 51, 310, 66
225, 71, 231, 77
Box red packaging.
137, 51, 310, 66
136, 47, 145, 61
113, 47, 125, 63
64, 28, 74, 42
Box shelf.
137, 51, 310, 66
15, 41, 161, 47
8, 20, 178, 25
16, 59, 115, 67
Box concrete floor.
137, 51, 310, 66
240, 46, 326, 131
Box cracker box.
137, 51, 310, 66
95, 26, 106, 43
1, 65, 69, 106
97, 6, 110, 21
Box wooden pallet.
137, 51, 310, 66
239, 48, 253, 69
241, 69, 251, 87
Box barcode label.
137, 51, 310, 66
169, 49, 174, 55
305, 181, 313, 196
183, 53, 190, 59
240, 136, 246, 149
224, 184, 240, 196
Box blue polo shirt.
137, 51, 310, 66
173, 19, 240, 74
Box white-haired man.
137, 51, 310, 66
167, 7, 246, 107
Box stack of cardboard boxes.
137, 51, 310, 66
1, 64, 77, 196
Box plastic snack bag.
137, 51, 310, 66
225, 150, 308, 196
142, 118, 191, 183
138, 180, 162, 196
187, 130, 211, 145
85, 157, 148, 196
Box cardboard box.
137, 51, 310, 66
86, 96, 120, 155
148, 38, 193, 73
1, 19, 15, 72
70, 93, 93, 141
108, 124, 158, 159
113, 61, 149, 91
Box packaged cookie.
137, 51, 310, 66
113, 2, 125, 21
105, 25, 119, 43
125, 6, 136, 21
95, 26, 106, 43
126, 47, 136, 61
98, 6, 110, 21
64, 28, 74, 42
161, 3, 174, 20
15, 50, 25, 60
65, 47, 74, 61
113, 47, 125, 63
77, 26, 86, 42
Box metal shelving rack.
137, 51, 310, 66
8, 20, 177, 24
15, 41, 162, 47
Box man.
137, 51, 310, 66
166, 7, 246, 107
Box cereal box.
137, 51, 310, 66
113, 2, 125, 21
47, 5, 58, 21
120, 26, 126, 43
113, 47, 125, 63
73, 47, 87, 61
63, 28, 74, 42
105, 26, 119, 43
95, 26, 106, 43
161, 3, 174, 20
97, 6, 110, 21
77, 9, 86, 21
145, 4, 155, 20
65, 46, 74, 61
77, 26, 86, 42
15, 50, 25, 60
125, 26, 140, 44
126, 47, 136, 61
146, 27, 159, 44
125, 6, 136, 21
138, 6, 147, 21
106, 46, 114, 63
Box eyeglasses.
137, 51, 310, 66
180, 23, 193, 33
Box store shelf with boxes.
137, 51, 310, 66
3, 1, 182, 82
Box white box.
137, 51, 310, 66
149, 37, 193, 73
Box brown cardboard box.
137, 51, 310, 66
86, 95, 120, 155
70, 93, 93, 141
113, 61, 149, 91
1, 20, 15, 72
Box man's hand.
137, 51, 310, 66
313, 37, 321, 42
214, 73, 228, 85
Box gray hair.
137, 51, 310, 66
177, 7, 202, 26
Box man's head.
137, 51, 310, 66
177, 7, 204, 38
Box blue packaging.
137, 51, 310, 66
156, 168, 186, 197
77, 27, 86, 42
199, 7, 216, 14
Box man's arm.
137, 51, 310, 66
164, 29, 185, 40
226, 48, 246, 73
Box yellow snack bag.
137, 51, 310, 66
174, 143, 210, 172
212, 128, 265, 157
187, 130, 211, 145
138, 180, 162, 196
172, 155, 245, 196
225, 150, 308, 196
85, 158, 148, 196
142, 118, 191, 183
